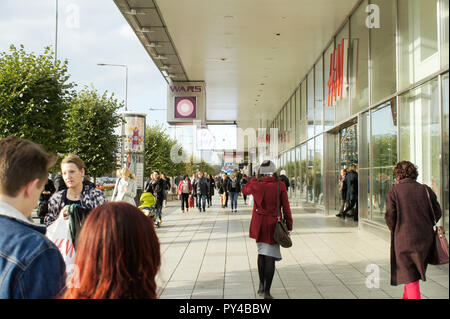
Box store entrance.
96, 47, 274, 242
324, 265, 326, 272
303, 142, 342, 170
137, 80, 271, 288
324, 120, 358, 218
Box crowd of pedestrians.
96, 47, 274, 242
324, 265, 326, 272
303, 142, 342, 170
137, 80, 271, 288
0, 136, 446, 300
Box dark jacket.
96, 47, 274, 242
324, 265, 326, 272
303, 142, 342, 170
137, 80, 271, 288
145, 178, 165, 205
193, 177, 209, 195
217, 177, 230, 194
208, 178, 215, 195
279, 175, 290, 190
0, 202, 66, 298
227, 177, 241, 193
345, 171, 358, 201
54, 174, 67, 192
385, 179, 442, 285
242, 176, 293, 245
339, 175, 347, 200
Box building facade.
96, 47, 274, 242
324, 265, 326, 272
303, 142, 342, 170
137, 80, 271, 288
268, 0, 449, 236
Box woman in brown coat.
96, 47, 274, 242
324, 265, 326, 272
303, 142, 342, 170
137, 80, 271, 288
242, 160, 293, 299
385, 161, 442, 299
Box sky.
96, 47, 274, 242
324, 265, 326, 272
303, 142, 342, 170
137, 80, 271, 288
0, 0, 229, 166
0, 0, 168, 127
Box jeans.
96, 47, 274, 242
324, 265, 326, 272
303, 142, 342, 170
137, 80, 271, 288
156, 203, 162, 220
196, 194, 206, 211
229, 192, 238, 210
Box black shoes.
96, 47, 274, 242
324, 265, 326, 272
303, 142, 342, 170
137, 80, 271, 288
264, 293, 274, 299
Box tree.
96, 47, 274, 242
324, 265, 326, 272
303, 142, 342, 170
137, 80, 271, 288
64, 87, 122, 180
0, 45, 75, 153
144, 124, 186, 177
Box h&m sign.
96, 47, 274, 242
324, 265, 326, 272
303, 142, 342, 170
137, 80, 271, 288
327, 38, 349, 106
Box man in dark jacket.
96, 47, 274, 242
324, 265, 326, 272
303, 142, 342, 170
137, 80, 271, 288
193, 171, 210, 212
0, 136, 66, 298
341, 164, 358, 220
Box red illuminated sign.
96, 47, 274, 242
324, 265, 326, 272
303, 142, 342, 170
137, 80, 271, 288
328, 38, 345, 106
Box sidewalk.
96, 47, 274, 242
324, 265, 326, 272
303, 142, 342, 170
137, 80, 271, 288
155, 197, 449, 299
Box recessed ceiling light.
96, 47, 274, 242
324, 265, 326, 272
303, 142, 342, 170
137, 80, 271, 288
224, 15, 234, 19
275, 33, 281, 36
260, 83, 265, 86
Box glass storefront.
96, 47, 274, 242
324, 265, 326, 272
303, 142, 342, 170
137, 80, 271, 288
399, 0, 440, 90
269, 0, 448, 230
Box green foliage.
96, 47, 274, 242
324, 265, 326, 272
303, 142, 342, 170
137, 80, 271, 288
64, 87, 122, 178
144, 124, 186, 177
185, 155, 216, 177
0, 45, 75, 153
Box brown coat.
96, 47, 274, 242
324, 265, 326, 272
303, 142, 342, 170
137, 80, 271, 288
385, 179, 442, 285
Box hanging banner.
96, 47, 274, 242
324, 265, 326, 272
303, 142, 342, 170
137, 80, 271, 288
167, 81, 206, 125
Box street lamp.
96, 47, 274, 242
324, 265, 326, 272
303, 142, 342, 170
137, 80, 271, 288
97, 63, 128, 111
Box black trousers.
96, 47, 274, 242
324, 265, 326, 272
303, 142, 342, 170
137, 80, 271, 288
181, 193, 189, 210
342, 199, 357, 216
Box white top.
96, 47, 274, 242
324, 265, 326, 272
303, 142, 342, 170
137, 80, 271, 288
112, 178, 137, 205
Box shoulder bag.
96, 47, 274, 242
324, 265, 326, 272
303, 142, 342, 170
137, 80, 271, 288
424, 185, 449, 265
273, 182, 292, 248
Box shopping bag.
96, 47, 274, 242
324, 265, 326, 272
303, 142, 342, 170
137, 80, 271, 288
189, 196, 195, 208
247, 195, 254, 206
47, 212, 76, 281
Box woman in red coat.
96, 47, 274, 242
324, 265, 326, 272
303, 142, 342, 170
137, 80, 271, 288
385, 161, 442, 299
242, 160, 293, 299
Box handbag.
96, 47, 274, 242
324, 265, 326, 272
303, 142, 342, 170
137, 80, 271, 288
273, 182, 292, 248
424, 186, 449, 265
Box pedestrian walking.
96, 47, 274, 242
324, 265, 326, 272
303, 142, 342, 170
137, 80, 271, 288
62, 202, 161, 299
227, 171, 241, 213
177, 175, 192, 213
340, 164, 358, 220
242, 160, 293, 299
37, 175, 56, 224
240, 175, 249, 205
336, 168, 348, 218
218, 173, 230, 208
145, 171, 165, 224
111, 167, 137, 206
193, 171, 209, 212
45, 154, 107, 245
0, 136, 66, 298
161, 173, 171, 208
385, 161, 443, 299
279, 170, 290, 192
207, 174, 215, 208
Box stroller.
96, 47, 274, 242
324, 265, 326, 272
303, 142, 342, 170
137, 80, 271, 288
138, 192, 160, 228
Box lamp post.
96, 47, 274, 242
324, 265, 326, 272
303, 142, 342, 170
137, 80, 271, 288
97, 63, 128, 111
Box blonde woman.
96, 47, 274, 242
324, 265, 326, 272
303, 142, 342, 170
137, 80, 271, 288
112, 167, 137, 205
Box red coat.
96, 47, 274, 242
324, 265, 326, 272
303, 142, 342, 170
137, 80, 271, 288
177, 180, 192, 195
242, 176, 293, 245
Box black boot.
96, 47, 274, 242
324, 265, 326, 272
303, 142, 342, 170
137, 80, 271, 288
264, 293, 274, 299
257, 283, 264, 296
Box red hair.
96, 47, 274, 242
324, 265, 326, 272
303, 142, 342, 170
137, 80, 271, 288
62, 202, 161, 299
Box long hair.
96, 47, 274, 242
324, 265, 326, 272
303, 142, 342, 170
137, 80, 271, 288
63, 202, 161, 299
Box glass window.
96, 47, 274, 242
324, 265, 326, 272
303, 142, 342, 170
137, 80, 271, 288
314, 135, 324, 205
399, 0, 440, 90
399, 77, 440, 202
300, 81, 307, 142
350, 0, 369, 113
295, 146, 301, 198
315, 57, 324, 134
307, 70, 315, 139
442, 73, 449, 233
307, 139, 315, 202
288, 149, 295, 198
371, 101, 397, 225
300, 143, 307, 202
295, 88, 301, 144
370, 0, 396, 104
442, 0, 449, 68
324, 42, 335, 129
334, 22, 350, 124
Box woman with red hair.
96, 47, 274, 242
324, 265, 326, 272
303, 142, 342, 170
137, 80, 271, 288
62, 202, 161, 299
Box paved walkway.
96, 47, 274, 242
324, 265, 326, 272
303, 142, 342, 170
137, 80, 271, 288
154, 197, 449, 299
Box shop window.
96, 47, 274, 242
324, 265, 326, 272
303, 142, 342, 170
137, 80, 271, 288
314, 135, 324, 205
399, 0, 440, 89
442, 73, 449, 234
300, 81, 307, 142
324, 42, 335, 129
307, 70, 315, 139
334, 22, 351, 124
350, 0, 369, 114
441, 0, 449, 68
315, 57, 324, 134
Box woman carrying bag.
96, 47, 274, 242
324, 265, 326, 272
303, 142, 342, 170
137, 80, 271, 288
242, 160, 293, 299
385, 161, 444, 299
